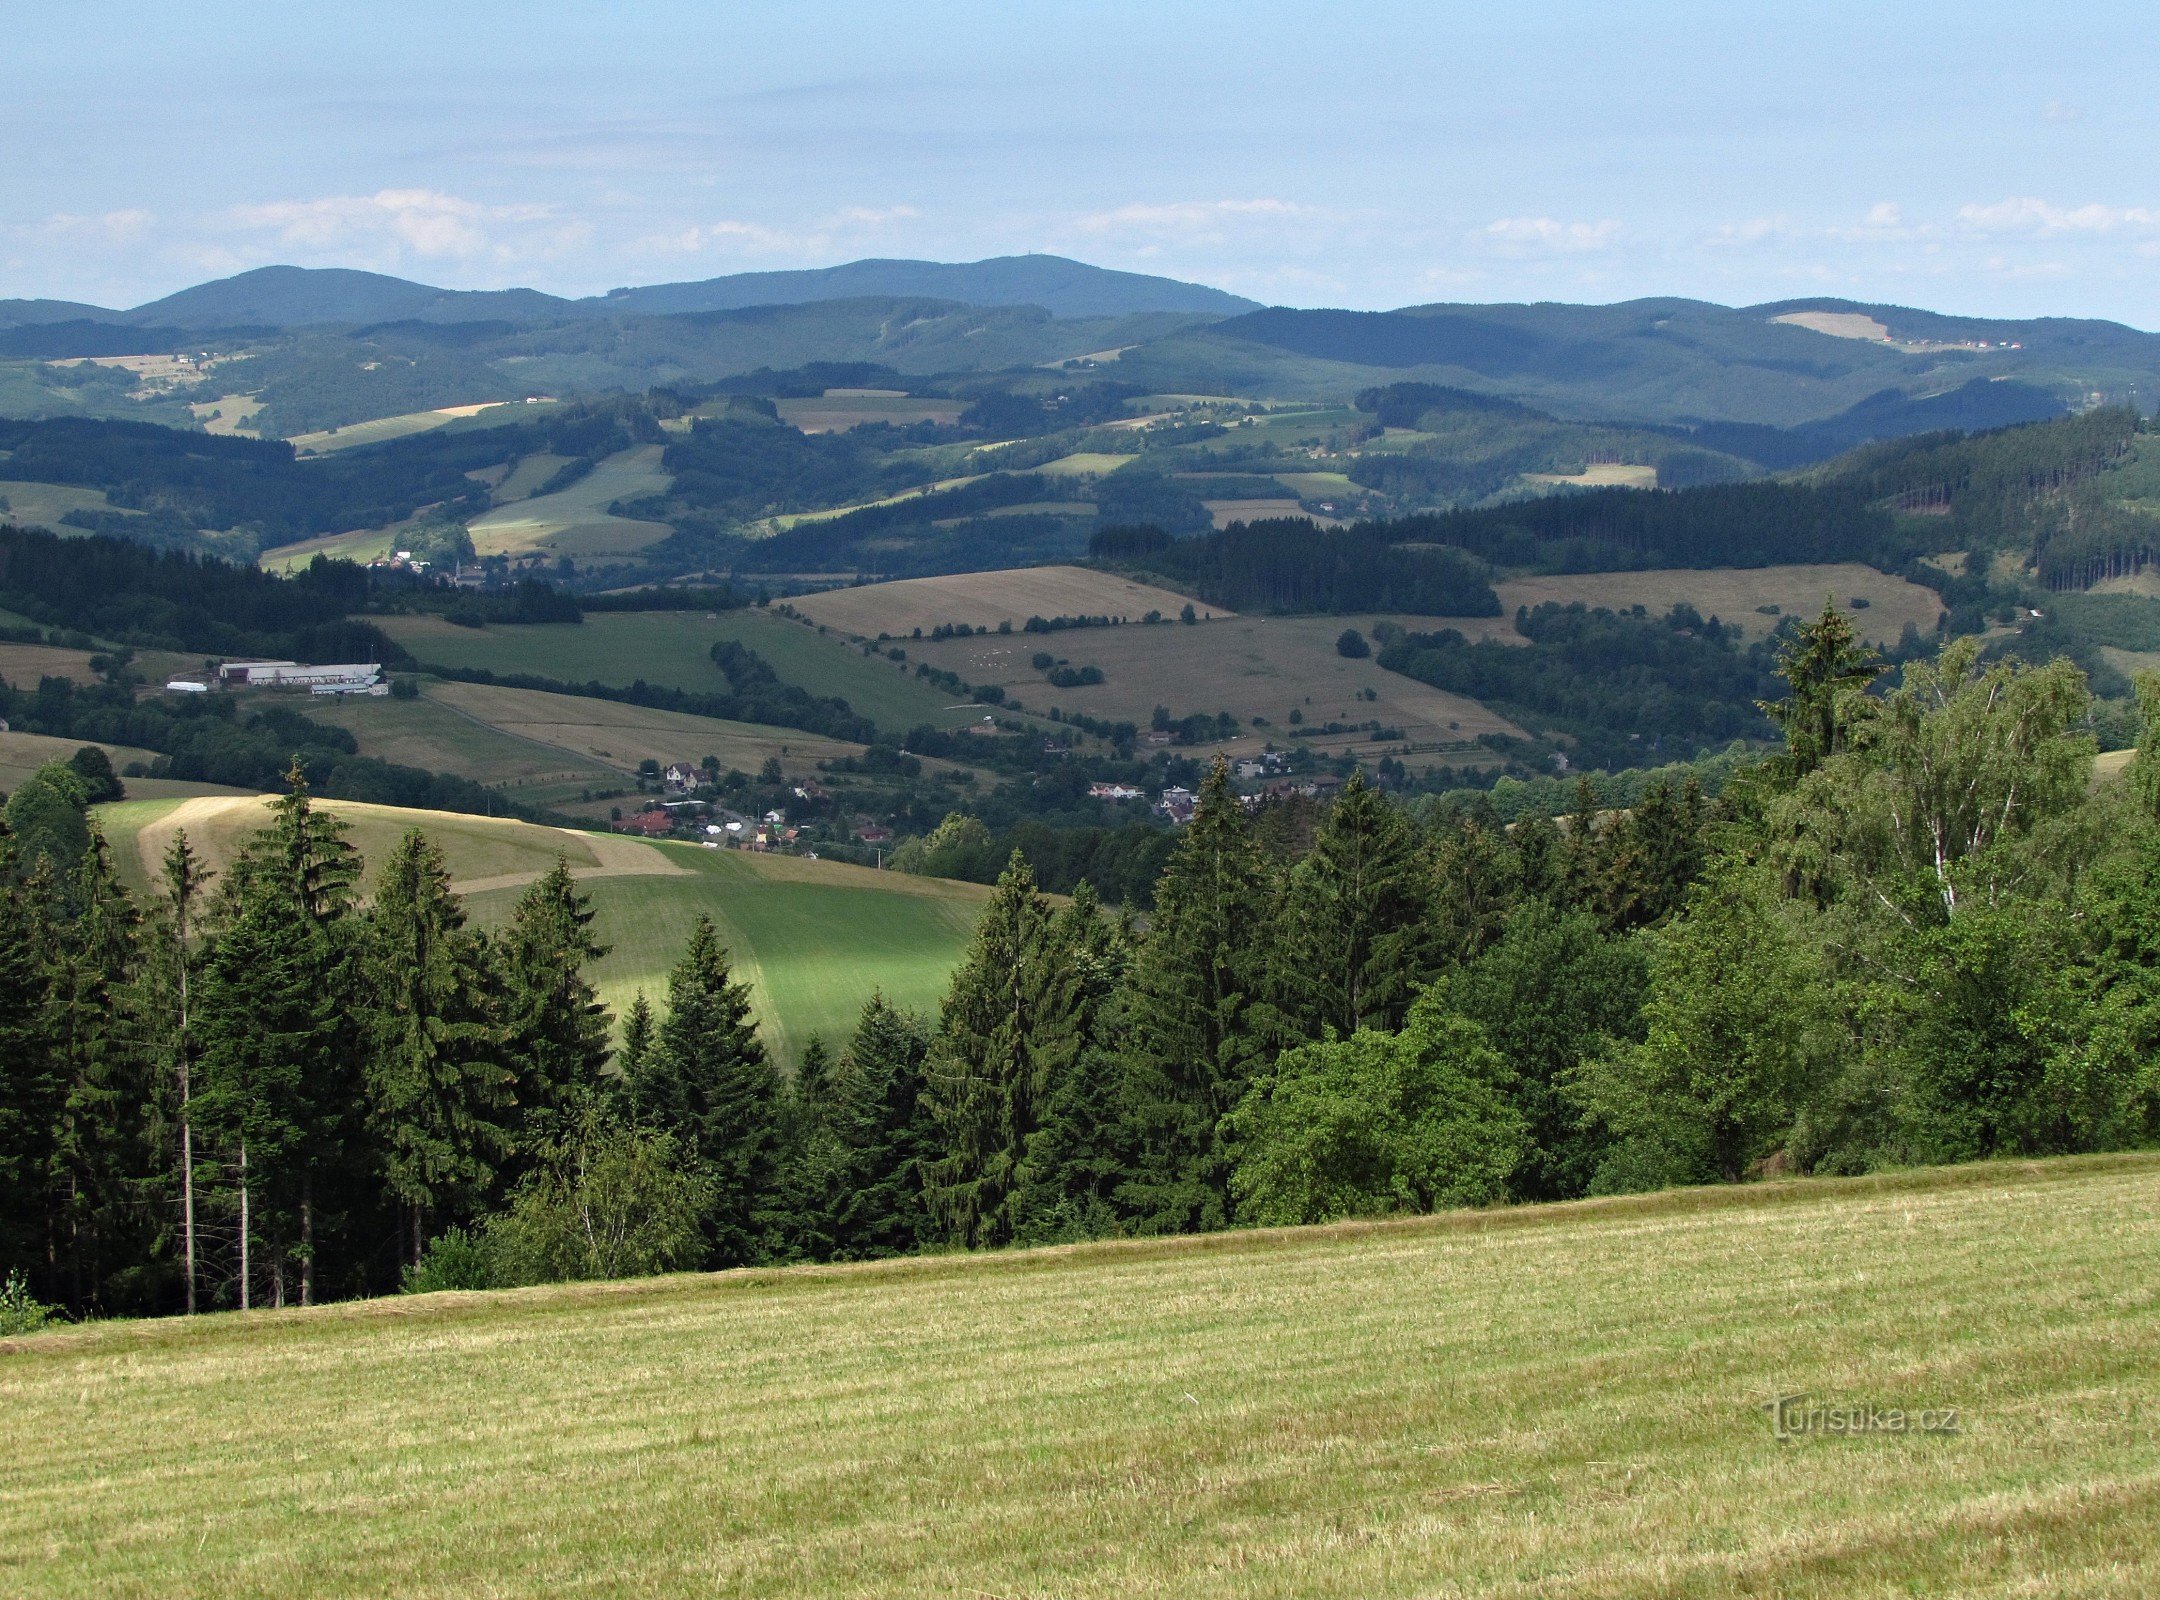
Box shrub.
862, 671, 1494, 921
401, 1227, 495, 1293
0, 1271, 58, 1336
1337, 628, 1370, 658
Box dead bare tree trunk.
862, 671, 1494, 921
237, 1140, 250, 1312
299, 1177, 314, 1307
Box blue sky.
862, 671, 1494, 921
7, 1, 2158, 322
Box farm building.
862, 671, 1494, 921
219, 660, 383, 691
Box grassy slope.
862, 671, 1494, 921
7, 1154, 2158, 1597
94, 795, 984, 1068
464, 445, 673, 560
466, 844, 988, 1065
373, 609, 973, 734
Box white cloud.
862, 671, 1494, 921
1072, 198, 1312, 240
1864, 202, 1903, 228
1958, 197, 2160, 235
1477, 216, 1620, 255
13, 208, 155, 244
2042, 101, 2086, 124
634, 204, 923, 262
220, 188, 582, 265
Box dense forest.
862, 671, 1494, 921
1091, 520, 1501, 614
9, 611, 2158, 1323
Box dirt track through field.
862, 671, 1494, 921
129, 795, 689, 899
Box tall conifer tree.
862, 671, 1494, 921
920, 852, 1058, 1247
1273, 771, 1433, 1040
1112, 760, 1274, 1233
632, 916, 778, 1266
362, 831, 513, 1265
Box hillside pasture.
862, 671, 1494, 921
372, 609, 974, 734
0, 729, 162, 793
299, 685, 625, 815
10, 1153, 2157, 1597
791, 564, 1222, 639
469, 844, 990, 1066
287, 401, 518, 456
775, 392, 965, 432
464, 445, 674, 561
906, 610, 1523, 766
98, 794, 664, 905
0, 640, 200, 687
255, 524, 399, 573
1522, 462, 1661, 489
0, 478, 137, 531
1206, 496, 1330, 528
1491, 563, 1943, 644
422, 678, 867, 780
93, 795, 984, 1068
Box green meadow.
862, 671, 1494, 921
94, 796, 988, 1070
373, 607, 975, 734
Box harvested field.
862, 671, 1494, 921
775, 393, 965, 432
0, 729, 162, 792
423, 679, 865, 778
465, 445, 673, 560
1522, 463, 1660, 489
1492, 563, 1944, 644
790, 564, 1224, 638
906, 611, 1522, 766
12, 1153, 2159, 1596
373, 610, 973, 734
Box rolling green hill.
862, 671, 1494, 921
95, 794, 988, 1067
8, 1151, 2156, 1597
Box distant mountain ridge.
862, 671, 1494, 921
0, 255, 1257, 331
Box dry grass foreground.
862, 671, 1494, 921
6, 1154, 2158, 1597
790, 564, 1226, 639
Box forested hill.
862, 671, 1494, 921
0, 256, 1255, 331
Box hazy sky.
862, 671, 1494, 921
8, 2, 2159, 322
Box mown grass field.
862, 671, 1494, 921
907, 610, 1524, 766
0, 477, 135, 531
467, 844, 989, 1065
93, 795, 987, 1068
420, 678, 866, 782
774, 392, 965, 432
373, 607, 971, 734
790, 563, 1219, 638
7, 1153, 2156, 1597
1493, 564, 1944, 644
464, 445, 673, 561
286, 404, 509, 455
299, 685, 625, 814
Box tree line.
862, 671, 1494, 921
7, 609, 2159, 1322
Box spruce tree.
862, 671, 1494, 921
194, 869, 344, 1308
361, 831, 513, 1266
1112, 760, 1274, 1233
919, 851, 1058, 1248
1273, 771, 1432, 1040
825, 993, 932, 1259
632, 916, 778, 1266
1429, 808, 1521, 968
497, 860, 613, 1156
1007, 883, 1129, 1243
142, 830, 210, 1313
1761, 603, 1883, 782
0, 841, 63, 1305
43, 826, 157, 1315
198, 769, 361, 1307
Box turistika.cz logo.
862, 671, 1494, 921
1764, 1393, 1962, 1440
